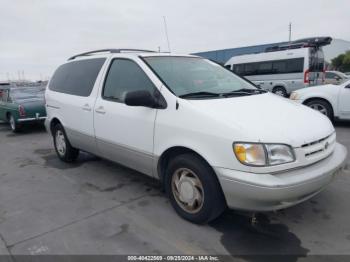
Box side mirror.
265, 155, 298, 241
124, 90, 159, 108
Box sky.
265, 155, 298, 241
0, 0, 349, 81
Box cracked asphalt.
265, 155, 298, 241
0, 121, 349, 260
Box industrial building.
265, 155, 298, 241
192, 42, 287, 64
192, 38, 350, 65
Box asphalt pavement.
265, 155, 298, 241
0, 121, 349, 261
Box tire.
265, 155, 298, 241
53, 123, 79, 162
305, 99, 334, 121
8, 114, 21, 133
165, 153, 226, 224
272, 86, 288, 97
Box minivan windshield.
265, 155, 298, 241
144, 56, 262, 98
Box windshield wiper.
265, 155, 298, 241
179, 91, 221, 98
234, 88, 267, 93
222, 88, 267, 97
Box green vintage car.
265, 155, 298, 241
0, 87, 47, 132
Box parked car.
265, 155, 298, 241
290, 80, 350, 121
0, 87, 47, 132
45, 49, 347, 224
225, 37, 331, 97
324, 71, 349, 85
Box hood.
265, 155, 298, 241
295, 84, 338, 95
186, 93, 334, 147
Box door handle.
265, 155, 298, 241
95, 106, 106, 114
82, 104, 92, 112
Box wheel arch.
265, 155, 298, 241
49, 117, 62, 135
303, 97, 335, 116
156, 146, 217, 187
272, 85, 287, 92
6, 111, 11, 120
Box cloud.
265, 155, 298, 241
0, 0, 349, 80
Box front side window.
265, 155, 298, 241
103, 59, 156, 102
144, 57, 258, 98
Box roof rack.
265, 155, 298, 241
265, 36, 332, 53
68, 49, 156, 61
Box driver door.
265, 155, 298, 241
94, 58, 158, 176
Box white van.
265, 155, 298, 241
45, 49, 347, 223
225, 37, 331, 97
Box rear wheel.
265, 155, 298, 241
305, 99, 334, 121
272, 86, 288, 97
53, 123, 79, 162
8, 114, 21, 133
165, 153, 226, 224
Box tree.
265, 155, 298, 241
331, 51, 350, 72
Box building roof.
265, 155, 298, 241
192, 42, 286, 64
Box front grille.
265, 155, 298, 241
302, 133, 336, 159
301, 134, 332, 148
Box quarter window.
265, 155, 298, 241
103, 59, 156, 102
49, 58, 106, 97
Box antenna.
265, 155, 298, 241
163, 16, 171, 53
289, 22, 292, 42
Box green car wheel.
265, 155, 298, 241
8, 114, 21, 133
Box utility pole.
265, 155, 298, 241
289, 22, 292, 42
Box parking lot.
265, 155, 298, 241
0, 121, 349, 259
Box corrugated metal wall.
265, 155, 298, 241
192, 42, 286, 64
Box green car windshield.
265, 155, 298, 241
143, 56, 259, 98
10, 88, 45, 102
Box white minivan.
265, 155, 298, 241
45, 49, 347, 223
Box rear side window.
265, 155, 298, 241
49, 58, 106, 97
103, 59, 156, 102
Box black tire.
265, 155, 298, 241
53, 123, 79, 162
8, 114, 21, 133
272, 86, 288, 97
165, 153, 226, 224
305, 99, 334, 121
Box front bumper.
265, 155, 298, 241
215, 143, 347, 211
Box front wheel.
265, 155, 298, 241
305, 99, 334, 121
53, 123, 79, 162
165, 153, 226, 224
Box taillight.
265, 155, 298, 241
19, 105, 26, 117
304, 69, 310, 84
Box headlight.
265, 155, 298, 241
233, 143, 295, 166
289, 92, 299, 100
